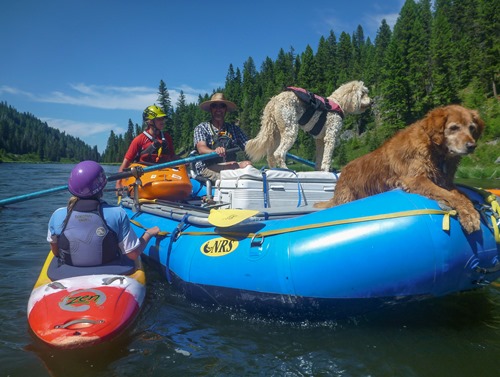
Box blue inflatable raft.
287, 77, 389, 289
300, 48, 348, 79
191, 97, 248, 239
120, 180, 500, 318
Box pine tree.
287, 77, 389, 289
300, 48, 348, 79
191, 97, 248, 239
430, 0, 458, 105
381, 0, 419, 127
274, 47, 296, 89
373, 19, 392, 93
240, 57, 259, 136
351, 25, 366, 80
297, 45, 318, 92
336, 32, 353, 85
315, 30, 338, 95
157, 80, 173, 134
224, 64, 242, 124
476, 0, 499, 96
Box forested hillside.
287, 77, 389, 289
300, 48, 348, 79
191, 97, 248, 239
102, 0, 499, 173
0, 102, 99, 163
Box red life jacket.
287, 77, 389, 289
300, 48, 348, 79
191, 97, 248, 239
136, 131, 170, 163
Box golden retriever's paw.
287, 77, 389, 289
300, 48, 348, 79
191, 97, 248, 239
313, 200, 334, 209
458, 209, 481, 234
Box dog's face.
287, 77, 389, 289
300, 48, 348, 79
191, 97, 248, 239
335, 81, 372, 115
423, 105, 484, 156
356, 83, 372, 114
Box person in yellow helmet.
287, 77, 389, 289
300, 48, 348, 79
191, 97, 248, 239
115, 105, 176, 192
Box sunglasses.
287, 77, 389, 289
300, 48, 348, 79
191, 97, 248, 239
210, 103, 227, 110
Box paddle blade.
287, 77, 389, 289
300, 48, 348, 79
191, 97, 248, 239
208, 209, 260, 227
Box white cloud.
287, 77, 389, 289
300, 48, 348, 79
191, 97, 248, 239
41, 117, 125, 139
1, 83, 206, 111
38, 83, 159, 111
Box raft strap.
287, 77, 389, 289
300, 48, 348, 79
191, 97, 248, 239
260, 168, 304, 208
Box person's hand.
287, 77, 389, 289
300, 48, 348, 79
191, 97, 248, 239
215, 146, 226, 157
115, 180, 124, 196
146, 226, 160, 236
238, 161, 252, 168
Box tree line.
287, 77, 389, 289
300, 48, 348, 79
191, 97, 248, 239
0, 102, 99, 163
1, 0, 498, 168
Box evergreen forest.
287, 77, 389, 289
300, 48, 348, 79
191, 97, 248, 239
0, 102, 99, 163
1, 0, 499, 178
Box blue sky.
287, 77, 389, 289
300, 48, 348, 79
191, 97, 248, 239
0, 0, 403, 153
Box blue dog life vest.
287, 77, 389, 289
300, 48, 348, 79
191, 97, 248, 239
58, 199, 120, 267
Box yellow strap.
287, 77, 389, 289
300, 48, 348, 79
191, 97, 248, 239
174, 209, 455, 240
487, 194, 500, 215
156, 147, 163, 162
128, 199, 500, 244
442, 210, 456, 231
130, 219, 168, 237
139, 199, 157, 204
491, 215, 500, 243
482, 193, 500, 243
241, 209, 452, 239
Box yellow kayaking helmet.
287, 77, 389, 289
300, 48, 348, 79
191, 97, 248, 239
143, 105, 166, 121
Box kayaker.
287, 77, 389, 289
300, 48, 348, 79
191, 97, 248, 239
194, 93, 252, 183
115, 104, 177, 192
47, 160, 160, 266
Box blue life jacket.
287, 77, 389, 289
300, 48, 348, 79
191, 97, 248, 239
58, 199, 120, 267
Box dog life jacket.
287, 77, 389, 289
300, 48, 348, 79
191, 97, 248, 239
285, 86, 344, 136
58, 199, 121, 267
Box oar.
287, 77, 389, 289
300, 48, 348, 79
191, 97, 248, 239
0, 149, 239, 207
286, 153, 341, 176
286, 152, 315, 168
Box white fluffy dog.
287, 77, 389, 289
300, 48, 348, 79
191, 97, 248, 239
245, 81, 372, 171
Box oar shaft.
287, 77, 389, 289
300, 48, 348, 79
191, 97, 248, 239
0, 148, 240, 207
107, 147, 239, 181
0, 185, 69, 206
286, 153, 315, 168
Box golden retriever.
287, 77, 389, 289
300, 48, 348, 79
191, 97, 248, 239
314, 104, 485, 234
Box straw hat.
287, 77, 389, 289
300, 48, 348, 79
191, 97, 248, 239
199, 93, 237, 112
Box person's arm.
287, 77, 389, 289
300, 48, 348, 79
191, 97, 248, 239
50, 242, 59, 257
196, 140, 227, 158
125, 226, 160, 260
115, 158, 132, 190
47, 210, 61, 257
116, 136, 142, 190
196, 140, 213, 154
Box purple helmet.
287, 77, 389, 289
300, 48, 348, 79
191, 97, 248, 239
68, 161, 107, 198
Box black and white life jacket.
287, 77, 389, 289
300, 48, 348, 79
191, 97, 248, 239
286, 86, 344, 136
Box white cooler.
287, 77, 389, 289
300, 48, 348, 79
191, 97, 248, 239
214, 166, 338, 210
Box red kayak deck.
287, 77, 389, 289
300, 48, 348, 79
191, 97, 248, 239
27, 253, 146, 349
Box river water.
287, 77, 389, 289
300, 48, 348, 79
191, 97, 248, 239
1, 162, 499, 377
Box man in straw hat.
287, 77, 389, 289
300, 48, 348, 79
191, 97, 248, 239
194, 92, 252, 183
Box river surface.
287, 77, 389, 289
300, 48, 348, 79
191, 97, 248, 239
1, 162, 499, 377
